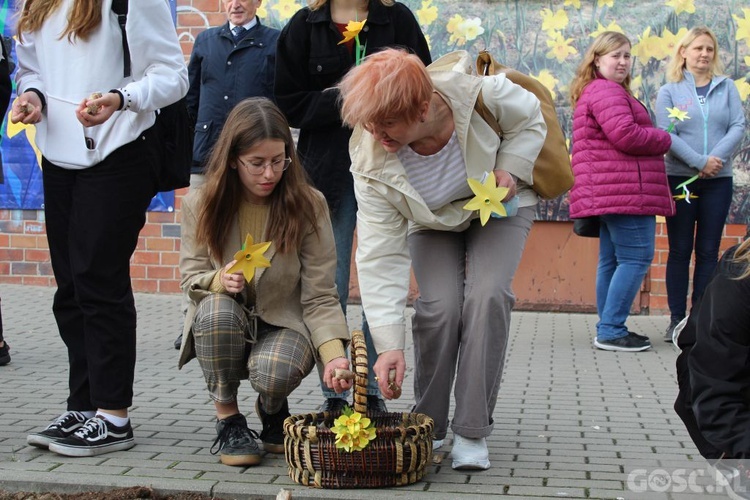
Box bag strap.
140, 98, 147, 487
473, 50, 503, 137
111, 0, 131, 78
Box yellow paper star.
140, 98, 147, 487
667, 107, 690, 122
337, 19, 367, 45
463, 176, 510, 226
226, 234, 271, 282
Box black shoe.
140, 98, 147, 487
366, 395, 388, 413
628, 331, 649, 342
256, 397, 290, 454
48, 415, 135, 457
664, 318, 681, 342
594, 332, 652, 352
210, 413, 261, 466
27, 411, 88, 449
174, 333, 182, 350
319, 397, 349, 414
0, 342, 9, 366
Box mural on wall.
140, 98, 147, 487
0, 0, 178, 212
2, 0, 749, 221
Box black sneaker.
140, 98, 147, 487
211, 413, 261, 466
319, 397, 349, 414
628, 331, 650, 342
366, 395, 388, 413
664, 318, 681, 342
594, 332, 652, 352
48, 415, 135, 457
256, 397, 289, 454
0, 342, 9, 366
27, 411, 88, 449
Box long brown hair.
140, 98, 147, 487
17, 0, 102, 42
569, 31, 632, 107
196, 98, 323, 258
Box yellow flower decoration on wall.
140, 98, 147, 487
665, 0, 695, 15
226, 234, 272, 282
660, 27, 689, 57
631, 27, 663, 61
546, 31, 578, 63
532, 69, 559, 100
590, 21, 624, 38
734, 8, 750, 45
463, 175, 510, 226
735, 78, 750, 101
564, 0, 581, 8
540, 8, 569, 34
416, 0, 438, 27
256, 4, 267, 18
597, 0, 614, 7
271, 0, 300, 22
630, 74, 643, 98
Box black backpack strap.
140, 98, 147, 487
111, 0, 131, 78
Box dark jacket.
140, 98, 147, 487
675, 243, 750, 459
186, 19, 279, 173
274, 1, 430, 209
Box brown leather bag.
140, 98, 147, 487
474, 50, 574, 200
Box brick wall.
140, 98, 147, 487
0, 0, 746, 314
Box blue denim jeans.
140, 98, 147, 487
596, 214, 656, 341
320, 187, 380, 399
666, 176, 733, 322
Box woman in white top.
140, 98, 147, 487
12, 0, 188, 458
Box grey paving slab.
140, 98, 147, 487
0, 283, 729, 499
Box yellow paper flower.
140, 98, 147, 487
631, 27, 663, 61
463, 175, 510, 226
735, 78, 750, 101
271, 0, 300, 22
546, 31, 578, 63
590, 21, 624, 38
735, 9, 750, 44
564, 0, 581, 8
659, 27, 689, 59
532, 69, 559, 100
338, 19, 367, 45
630, 74, 643, 98
667, 107, 689, 122
598, 0, 614, 7
225, 234, 271, 282
332, 407, 376, 452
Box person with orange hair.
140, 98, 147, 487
338, 48, 545, 470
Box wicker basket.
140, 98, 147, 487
284, 330, 435, 488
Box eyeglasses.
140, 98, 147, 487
238, 157, 291, 175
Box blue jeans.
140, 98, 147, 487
666, 176, 733, 322
596, 215, 656, 341
320, 187, 380, 399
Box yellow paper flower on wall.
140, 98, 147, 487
590, 21, 624, 38
546, 31, 578, 63
463, 175, 510, 226
630, 74, 643, 98
564, 0, 581, 9
597, 0, 614, 7
540, 8, 569, 34
257, 4, 267, 18
734, 8, 750, 45
460, 17, 485, 42
446, 14, 465, 45
272, 0, 301, 22
226, 234, 272, 282
447, 15, 484, 45
416, 0, 438, 27
660, 27, 689, 58
666, 0, 695, 15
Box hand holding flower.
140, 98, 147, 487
221, 260, 246, 294
225, 234, 272, 282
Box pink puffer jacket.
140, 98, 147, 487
569, 78, 674, 218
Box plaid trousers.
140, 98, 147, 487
192, 293, 315, 413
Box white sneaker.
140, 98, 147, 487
432, 439, 443, 451
451, 434, 490, 470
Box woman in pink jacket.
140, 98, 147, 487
569, 32, 673, 352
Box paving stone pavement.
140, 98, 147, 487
0, 283, 731, 499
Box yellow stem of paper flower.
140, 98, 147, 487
225, 234, 271, 282
463, 176, 510, 226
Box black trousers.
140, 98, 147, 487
42, 129, 157, 411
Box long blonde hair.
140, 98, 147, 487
308, 0, 394, 9
665, 26, 724, 83
17, 0, 102, 42
569, 31, 632, 107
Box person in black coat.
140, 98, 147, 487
274, 0, 430, 413
0, 34, 14, 367
675, 237, 750, 496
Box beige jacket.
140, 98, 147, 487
178, 188, 349, 369
349, 50, 546, 354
